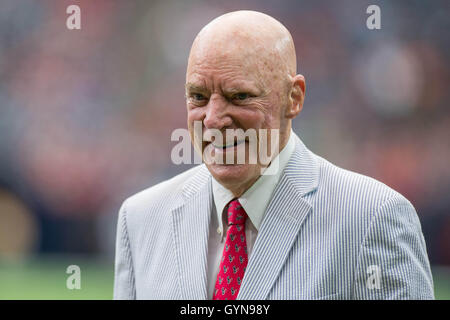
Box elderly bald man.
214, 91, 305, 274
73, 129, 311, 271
114, 11, 434, 300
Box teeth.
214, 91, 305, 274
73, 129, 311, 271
213, 143, 234, 148
213, 140, 245, 148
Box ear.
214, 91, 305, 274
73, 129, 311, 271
285, 74, 306, 119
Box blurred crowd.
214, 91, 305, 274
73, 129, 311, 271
0, 0, 449, 265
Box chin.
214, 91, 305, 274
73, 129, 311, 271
207, 163, 259, 191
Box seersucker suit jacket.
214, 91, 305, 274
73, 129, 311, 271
113, 133, 434, 300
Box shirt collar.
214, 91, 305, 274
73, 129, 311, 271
212, 130, 296, 234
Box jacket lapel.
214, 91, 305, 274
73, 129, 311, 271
237, 135, 320, 300
170, 166, 212, 299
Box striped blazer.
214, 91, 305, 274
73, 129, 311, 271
113, 134, 434, 299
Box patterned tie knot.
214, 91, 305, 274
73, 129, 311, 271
226, 199, 247, 226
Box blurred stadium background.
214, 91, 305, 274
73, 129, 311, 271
0, 0, 449, 299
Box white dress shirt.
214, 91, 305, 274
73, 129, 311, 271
207, 131, 296, 299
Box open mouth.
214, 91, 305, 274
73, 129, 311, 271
201, 135, 255, 165
212, 139, 246, 149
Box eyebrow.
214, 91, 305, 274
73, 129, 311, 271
223, 87, 247, 94
185, 83, 207, 93
185, 82, 264, 96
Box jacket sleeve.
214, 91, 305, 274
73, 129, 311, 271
352, 193, 434, 299
113, 199, 136, 299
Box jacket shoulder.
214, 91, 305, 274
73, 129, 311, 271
314, 154, 413, 211
121, 164, 208, 217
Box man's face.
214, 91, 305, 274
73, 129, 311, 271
186, 40, 290, 195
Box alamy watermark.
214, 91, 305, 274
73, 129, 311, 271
66, 265, 81, 290
366, 265, 381, 289
366, 5, 381, 30
171, 121, 280, 175
66, 5, 81, 30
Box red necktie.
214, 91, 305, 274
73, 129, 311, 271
213, 199, 248, 300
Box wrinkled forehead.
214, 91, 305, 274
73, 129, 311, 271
186, 34, 283, 87
188, 41, 258, 71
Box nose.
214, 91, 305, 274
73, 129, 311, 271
203, 94, 232, 130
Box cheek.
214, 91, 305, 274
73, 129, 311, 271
187, 111, 197, 141
235, 109, 266, 130
245, 101, 281, 130
264, 96, 286, 128
187, 108, 204, 124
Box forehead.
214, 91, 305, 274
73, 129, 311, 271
186, 41, 272, 89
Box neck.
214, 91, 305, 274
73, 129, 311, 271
221, 129, 292, 197
227, 175, 261, 198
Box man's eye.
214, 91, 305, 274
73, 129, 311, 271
192, 93, 206, 101
233, 93, 250, 100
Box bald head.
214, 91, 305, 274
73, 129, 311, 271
188, 11, 297, 81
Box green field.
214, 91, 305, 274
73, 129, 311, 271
0, 256, 114, 300
0, 256, 449, 299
